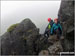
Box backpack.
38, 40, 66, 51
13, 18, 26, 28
48, 24, 51, 29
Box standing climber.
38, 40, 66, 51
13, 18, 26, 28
44, 18, 54, 37
51, 18, 62, 40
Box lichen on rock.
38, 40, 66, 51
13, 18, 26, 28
7, 23, 19, 32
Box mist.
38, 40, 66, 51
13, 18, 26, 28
1, 1, 61, 35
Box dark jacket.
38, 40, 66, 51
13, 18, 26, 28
45, 20, 54, 32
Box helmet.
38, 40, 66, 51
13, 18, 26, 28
54, 18, 58, 21
48, 18, 51, 22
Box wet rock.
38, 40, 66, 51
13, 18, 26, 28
1, 18, 49, 55
1, 18, 39, 55
48, 35, 58, 44
48, 41, 63, 55
58, 0, 74, 52
39, 50, 49, 55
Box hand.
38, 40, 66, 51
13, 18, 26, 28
50, 33, 53, 35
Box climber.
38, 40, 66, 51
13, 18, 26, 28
44, 18, 54, 37
51, 18, 62, 40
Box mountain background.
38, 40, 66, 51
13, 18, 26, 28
1, 1, 61, 35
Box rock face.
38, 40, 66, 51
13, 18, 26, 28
58, 0, 74, 51
39, 35, 63, 55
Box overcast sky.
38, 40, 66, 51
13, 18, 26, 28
1, 1, 61, 35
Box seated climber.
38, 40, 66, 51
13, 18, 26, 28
44, 18, 54, 37
51, 18, 62, 40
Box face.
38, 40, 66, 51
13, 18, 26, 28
54, 20, 58, 24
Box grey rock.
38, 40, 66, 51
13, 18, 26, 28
1, 19, 39, 55
48, 41, 63, 55
39, 50, 49, 55
1, 18, 49, 55
58, 0, 74, 52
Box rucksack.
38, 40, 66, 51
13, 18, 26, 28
48, 24, 51, 29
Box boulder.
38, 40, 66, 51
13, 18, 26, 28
1, 18, 39, 55
48, 41, 63, 55
39, 50, 49, 55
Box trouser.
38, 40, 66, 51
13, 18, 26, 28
54, 29, 62, 39
44, 30, 49, 37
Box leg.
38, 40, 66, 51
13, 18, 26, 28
56, 29, 61, 39
44, 31, 49, 37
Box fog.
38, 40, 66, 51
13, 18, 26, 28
1, 1, 61, 35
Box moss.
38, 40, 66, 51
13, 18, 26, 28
27, 29, 32, 33
7, 23, 19, 32
23, 35, 28, 40
23, 37, 27, 40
